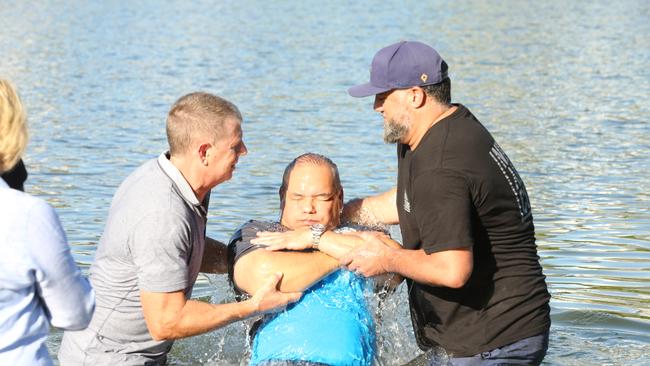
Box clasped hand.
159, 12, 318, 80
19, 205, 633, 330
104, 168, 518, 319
251, 228, 314, 251
249, 272, 302, 316
340, 232, 398, 277
252, 228, 401, 279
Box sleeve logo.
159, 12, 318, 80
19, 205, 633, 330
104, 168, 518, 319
403, 191, 411, 213
489, 142, 532, 221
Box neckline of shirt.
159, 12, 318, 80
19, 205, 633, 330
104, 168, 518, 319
156, 152, 206, 215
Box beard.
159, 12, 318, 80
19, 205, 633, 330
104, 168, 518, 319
383, 113, 411, 144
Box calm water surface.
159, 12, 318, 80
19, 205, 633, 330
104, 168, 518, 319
1, 1, 649, 365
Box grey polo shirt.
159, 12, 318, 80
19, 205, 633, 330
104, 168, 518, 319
59, 152, 208, 365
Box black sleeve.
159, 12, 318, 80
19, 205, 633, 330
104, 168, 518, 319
412, 169, 474, 254
229, 220, 277, 262
226, 220, 281, 293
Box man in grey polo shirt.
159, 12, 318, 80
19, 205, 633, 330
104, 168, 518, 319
59, 92, 301, 365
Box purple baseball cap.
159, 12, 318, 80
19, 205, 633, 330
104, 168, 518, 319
348, 41, 448, 98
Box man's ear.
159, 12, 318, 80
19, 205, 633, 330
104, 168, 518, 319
197, 142, 211, 166
410, 87, 426, 108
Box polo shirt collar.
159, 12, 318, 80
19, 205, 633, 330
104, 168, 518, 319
157, 152, 207, 214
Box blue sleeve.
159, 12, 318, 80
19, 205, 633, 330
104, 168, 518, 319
27, 199, 95, 330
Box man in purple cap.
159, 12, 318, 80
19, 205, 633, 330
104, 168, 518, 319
339, 41, 551, 365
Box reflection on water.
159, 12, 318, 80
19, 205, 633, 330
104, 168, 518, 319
2, 0, 649, 365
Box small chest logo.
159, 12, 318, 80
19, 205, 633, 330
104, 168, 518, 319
403, 191, 411, 213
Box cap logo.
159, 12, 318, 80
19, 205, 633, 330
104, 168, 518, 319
420, 73, 428, 83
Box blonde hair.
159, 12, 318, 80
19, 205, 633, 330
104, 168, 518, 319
166, 92, 242, 156
0, 80, 28, 174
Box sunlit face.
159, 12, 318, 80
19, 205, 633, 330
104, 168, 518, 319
206, 118, 247, 187
280, 163, 342, 230
374, 89, 412, 144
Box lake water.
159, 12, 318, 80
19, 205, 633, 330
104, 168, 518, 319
1, 1, 649, 365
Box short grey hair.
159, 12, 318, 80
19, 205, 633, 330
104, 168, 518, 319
166, 92, 242, 156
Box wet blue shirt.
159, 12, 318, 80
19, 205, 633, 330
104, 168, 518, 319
251, 269, 375, 366
229, 221, 376, 366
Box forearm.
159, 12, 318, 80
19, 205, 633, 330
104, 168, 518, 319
30, 203, 95, 330
200, 236, 228, 273
274, 253, 338, 291
318, 231, 364, 259
45, 271, 95, 330
234, 250, 339, 293
37, 249, 95, 329
343, 188, 399, 226
151, 298, 257, 340
143, 275, 300, 341
385, 247, 472, 289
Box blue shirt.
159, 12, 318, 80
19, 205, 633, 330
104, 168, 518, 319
0, 178, 95, 365
251, 270, 376, 366
230, 221, 377, 366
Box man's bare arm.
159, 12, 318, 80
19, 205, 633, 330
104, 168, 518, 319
252, 230, 405, 294
233, 249, 339, 294
141, 273, 301, 341
200, 237, 228, 273
341, 233, 473, 289
342, 187, 399, 226
253, 229, 367, 259
387, 247, 472, 288
317, 231, 365, 259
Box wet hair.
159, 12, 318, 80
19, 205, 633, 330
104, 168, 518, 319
421, 77, 452, 105
0, 80, 28, 174
166, 92, 242, 156
279, 153, 343, 212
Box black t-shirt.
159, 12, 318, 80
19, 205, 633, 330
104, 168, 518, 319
397, 104, 550, 356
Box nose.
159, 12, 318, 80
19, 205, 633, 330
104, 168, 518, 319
300, 197, 316, 214
240, 141, 248, 156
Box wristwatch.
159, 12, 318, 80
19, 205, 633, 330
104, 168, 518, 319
310, 224, 326, 249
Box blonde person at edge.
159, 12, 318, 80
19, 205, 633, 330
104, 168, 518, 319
58, 92, 301, 365
0, 80, 95, 365
229, 153, 401, 365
